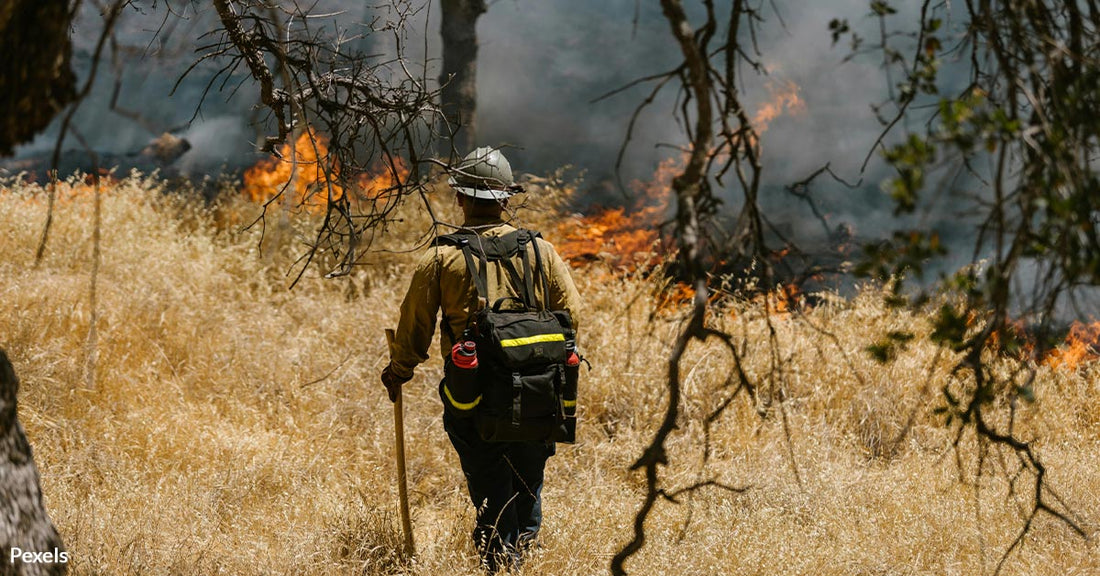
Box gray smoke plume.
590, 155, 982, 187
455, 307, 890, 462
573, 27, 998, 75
12, 0, 935, 239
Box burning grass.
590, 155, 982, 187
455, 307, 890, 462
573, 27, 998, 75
1, 174, 1099, 575
1041, 321, 1100, 371
242, 128, 409, 213
552, 156, 678, 272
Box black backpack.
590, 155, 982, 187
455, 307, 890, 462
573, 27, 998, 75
435, 229, 579, 444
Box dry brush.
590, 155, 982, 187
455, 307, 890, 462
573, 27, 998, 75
0, 175, 1097, 575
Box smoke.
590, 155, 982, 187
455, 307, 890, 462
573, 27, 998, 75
473, 0, 682, 185
175, 116, 257, 175
466, 0, 945, 245
13, 0, 946, 237
12, 2, 258, 170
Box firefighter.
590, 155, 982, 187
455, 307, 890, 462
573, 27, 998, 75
381, 147, 582, 571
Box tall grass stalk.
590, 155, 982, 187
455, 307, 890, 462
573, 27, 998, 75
1, 174, 1096, 575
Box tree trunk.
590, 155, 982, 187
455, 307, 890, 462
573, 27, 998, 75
439, 0, 487, 156
0, 0, 77, 156
0, 350, 67, 575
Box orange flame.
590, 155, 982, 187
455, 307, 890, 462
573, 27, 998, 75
554, 77, 805, 271
655, 281, 697, 312
769, 283, 802, 314
0, 172, 117, 209
653, 280, 803, 317
242, 129, 407, 212
357, 158, 409, 201
1044, 321, 1100, 371
753, 79, 806, 134
554, 155, 681, 269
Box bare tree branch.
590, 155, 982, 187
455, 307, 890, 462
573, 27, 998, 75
611, 1, 781, 572
35, 0, 128, 266
199, 0, 446, 282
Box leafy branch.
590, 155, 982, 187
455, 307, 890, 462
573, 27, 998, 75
841, 1, 1097, 570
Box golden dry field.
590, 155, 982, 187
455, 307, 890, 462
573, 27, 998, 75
1, 173, 1099, 575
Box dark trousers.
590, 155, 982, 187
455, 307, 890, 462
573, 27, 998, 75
442, 409, 554, 566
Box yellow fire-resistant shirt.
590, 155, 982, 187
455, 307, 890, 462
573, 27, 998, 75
389, 215, 583, 380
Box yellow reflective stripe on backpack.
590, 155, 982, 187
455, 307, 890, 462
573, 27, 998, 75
499, 333, 566, 348
443, 384, 481, 411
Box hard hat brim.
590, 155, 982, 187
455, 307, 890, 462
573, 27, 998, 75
451, 184, 514, 200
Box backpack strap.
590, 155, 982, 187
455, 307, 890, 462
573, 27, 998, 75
495, 252, 532, 309
527, 231, 552, 312
460, 238, 490, 303
434, 232, 490, 309
433, 229, 546, 311
516, 232, 537, 310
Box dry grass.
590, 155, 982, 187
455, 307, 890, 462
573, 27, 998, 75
1, 173, 1098, 575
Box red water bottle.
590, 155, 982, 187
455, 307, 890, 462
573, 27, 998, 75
451, 340, 478, 369
559, 340, 580, 443
445, 339, 480, 416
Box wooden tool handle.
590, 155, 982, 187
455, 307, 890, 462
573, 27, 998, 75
385, 328, 415, 557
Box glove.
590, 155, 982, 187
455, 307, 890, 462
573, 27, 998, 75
381, 364, 413, 403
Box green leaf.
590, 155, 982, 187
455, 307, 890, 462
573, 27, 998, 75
870, 1, 897, 16
924, 36, 942, 57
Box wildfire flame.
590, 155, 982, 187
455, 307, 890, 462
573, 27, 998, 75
769, 283, 803, 314
989, 317, 1100, 371
554, 155, 680, 269
0, 172, 116, 209
555, 76, 805, 270
656, 281, 698, 311
552, 77, 808, 314
653, 280, 803, 316
752, 79, 806, 134
242, 129, 407, 212
1044, 321, 1100, 371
